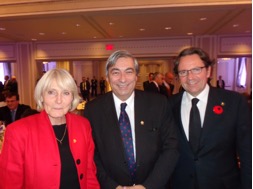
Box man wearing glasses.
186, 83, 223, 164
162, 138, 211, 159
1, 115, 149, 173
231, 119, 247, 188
169, 47, 251, 189
0, 92, 31, 126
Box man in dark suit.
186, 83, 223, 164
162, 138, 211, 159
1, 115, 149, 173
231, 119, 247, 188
0, 92, 31, 126
146, 72, 163, 93
84, 50, 179, 189
142, 72, 153, 91
91, 76, 98, 97
169, 47, 251, 189
80, 76, 90, 101
216, 75, 225, 89
163, 72, 175, 96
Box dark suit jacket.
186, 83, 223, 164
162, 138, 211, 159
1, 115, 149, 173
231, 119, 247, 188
0, 104, 31, 126
80, 81, 90, 93
84, 90, 179, 189
217, 80, 225, 89
145, 82, 159, 93
168, 87, 252, 189
143, 80, 150, 91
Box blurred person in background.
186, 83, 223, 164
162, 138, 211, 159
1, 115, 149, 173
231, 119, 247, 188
0, 92, 31, 126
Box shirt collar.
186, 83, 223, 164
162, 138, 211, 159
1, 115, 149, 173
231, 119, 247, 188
186, 84, 210, 103
113, 91, 135, 109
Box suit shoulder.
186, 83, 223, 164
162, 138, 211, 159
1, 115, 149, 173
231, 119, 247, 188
19, 104, 31, 109
211, 87, 244, 99
85, 92, 112, 108
135, 89, 167, 103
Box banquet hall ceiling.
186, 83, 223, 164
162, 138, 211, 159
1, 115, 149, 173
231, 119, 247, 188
0, 0, 251, 42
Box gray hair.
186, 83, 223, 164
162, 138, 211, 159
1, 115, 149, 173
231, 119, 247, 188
105, 50, 139, 76
34, 68, 81, 111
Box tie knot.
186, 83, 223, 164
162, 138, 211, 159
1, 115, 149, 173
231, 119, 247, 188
120, 103, 127, 111
191, 98, 199, 106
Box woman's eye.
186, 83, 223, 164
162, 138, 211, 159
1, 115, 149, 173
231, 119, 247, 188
63, 91, 71, 95
47, 90, 56, 95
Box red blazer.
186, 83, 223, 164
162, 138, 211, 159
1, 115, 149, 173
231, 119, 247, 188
0, 110, 100, 189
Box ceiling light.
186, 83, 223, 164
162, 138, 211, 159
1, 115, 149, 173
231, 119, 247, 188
109, 22, 114, 26
200, 17, 207, 21
187, 32, 193, 35
31, 38, 37, 41
139, 28, 145, 31
233, 24, 239, 27
39, 32, 45, 35
165, 27, 172, 30
0, 27, 6, 31
76, 24, 80, 27
61, 32, 66, 35
93, 36, 97, 39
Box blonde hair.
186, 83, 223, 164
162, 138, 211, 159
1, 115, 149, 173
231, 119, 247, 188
34, 68, 81, 112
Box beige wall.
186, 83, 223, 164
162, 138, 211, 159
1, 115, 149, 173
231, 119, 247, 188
0, 35, 251, 108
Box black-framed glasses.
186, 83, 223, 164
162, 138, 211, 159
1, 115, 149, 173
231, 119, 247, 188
178, 66, 206, 77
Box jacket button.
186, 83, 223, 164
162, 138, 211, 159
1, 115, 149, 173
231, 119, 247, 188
76, 159, 81, 165
80, 173, 83, 180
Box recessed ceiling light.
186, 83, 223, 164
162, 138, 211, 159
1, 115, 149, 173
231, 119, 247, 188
109, 22, 114, 26
139, 28, 145, 31
200, 17, 207, 21
61, 32, 66, 35
93, 36, 97, 39
31, 38, 37, 41
76, 24, 80, 27
233, 24, 239, 27
0, 27, 6, 31
187, 32, 193, 35
245, 30, 251, 33
165, 27, 172, 30
39, 32, 45, 35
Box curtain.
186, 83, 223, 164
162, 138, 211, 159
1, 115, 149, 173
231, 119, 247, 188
236, 57, 247, 88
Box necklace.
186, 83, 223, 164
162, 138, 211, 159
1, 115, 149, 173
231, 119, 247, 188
56, 125, 67, 144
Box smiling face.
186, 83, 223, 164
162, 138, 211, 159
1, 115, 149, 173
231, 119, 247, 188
178, 54, 211, 96
106, 57, 137, 101
42, 80, 73, 125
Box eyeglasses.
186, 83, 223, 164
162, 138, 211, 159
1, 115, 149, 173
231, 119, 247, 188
178, 66, 206, 77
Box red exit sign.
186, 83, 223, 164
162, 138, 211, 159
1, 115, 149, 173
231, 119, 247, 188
106, 44, 114, 50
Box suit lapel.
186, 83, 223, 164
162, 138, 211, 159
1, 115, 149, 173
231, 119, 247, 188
102, 93, 130, 173
133, 91, 146, 163
103, 93, 119, 126
199, 88, 227, 153
173, 92, 189, 143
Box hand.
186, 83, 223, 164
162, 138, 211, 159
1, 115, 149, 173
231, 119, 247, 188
128, 185, 146, 189
116, 184, 146, 189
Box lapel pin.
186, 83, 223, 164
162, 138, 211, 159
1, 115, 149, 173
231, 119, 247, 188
140, 121, 144, 125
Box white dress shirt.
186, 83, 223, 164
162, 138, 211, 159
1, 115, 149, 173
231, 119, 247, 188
181, 84, 209, 140
113, 92, 136, 160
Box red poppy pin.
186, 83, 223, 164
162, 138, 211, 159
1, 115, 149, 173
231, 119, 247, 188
213, 102, 225, 115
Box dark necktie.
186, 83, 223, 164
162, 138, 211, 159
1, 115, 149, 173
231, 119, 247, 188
189, 98, 201, 153
119, 103, 136, 181
11, 110, 16, 122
